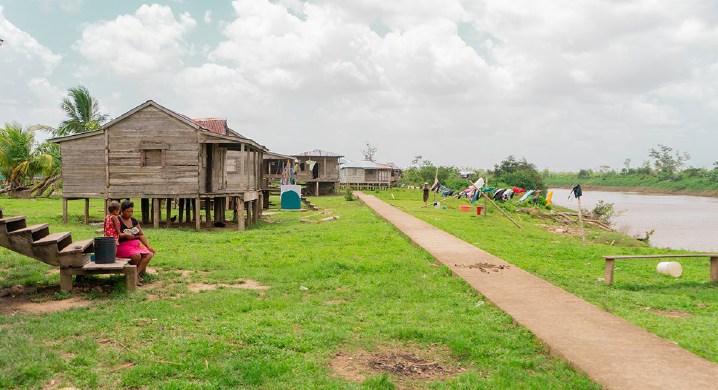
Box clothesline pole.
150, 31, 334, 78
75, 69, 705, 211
484, 178, 488, 217
577, 195, 587, 246
482, 192, 522, 229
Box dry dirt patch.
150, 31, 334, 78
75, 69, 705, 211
0, 296, 90, 315
188, 279, 270, 292
331, 344, 463, 386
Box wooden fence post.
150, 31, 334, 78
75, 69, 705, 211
604, 259, 615, 285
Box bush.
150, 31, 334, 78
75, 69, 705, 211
344, 188, 354, 201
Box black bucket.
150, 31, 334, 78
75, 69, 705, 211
93, 237, 116, 264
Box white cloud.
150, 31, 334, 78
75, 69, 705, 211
0, 6, 65, 128
23, 0, 718, 169
74, 4, 196, 78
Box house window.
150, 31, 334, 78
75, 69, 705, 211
143, 150, 164, 167
299, 163, 305, 171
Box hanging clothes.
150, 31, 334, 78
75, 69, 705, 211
513, 187, 526, 194
518, 190, 535, 203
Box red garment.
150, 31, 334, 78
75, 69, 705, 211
513, 187, 526, 194
104, 215, 120, 245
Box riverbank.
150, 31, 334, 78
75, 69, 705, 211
545, 175, 718, 198
373, 189, 718, 364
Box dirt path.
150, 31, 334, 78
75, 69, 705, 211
355, 192, 718, 390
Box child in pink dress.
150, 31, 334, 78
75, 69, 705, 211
104, 202, 121, 245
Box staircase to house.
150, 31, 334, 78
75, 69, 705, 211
300, 197, 319, 211
0, 208, 94, 268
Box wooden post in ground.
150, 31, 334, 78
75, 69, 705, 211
484, 178, 488, 217
165, 198, 171, 228
205, 199, 211, 227
194, 198, 201, 230
233, 197, 239, 223
62, 198, 68, 224
84, 198, 90, 224
315, 181, 319, 197
213, 197, 221, 224
149, 198, 154, 225
246, 200, 253, 229
141, 198, 150, 225
237, 198, 245, 231
186, 199, 192, 222
710, 257, 718, 283
604, 259, 615, 285
178, 199, 185, 224
577, 196, 587, 246
153, 198, 160, 229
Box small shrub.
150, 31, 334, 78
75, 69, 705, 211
344, 188, 354, 201
590, 200, 620, 225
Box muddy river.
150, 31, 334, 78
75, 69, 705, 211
549, 188, 718, 252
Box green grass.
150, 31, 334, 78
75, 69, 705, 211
0, 195, 598, 389
545, 173, 718, 197
373, 189, 718, 364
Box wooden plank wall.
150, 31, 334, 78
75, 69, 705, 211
60, 135, 106, 197
107, 105, 200, 197
295, 156, 340, 181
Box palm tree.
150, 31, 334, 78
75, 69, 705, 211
0, 122, 53, 191
57, 85, 109, 136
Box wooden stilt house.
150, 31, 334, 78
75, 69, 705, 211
50, 100, 268, 231
261, 151, 296, 208
291, 150, 343, 196
340, 160, 394, 190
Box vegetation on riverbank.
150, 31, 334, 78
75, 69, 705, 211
545, 144, 718, 197
0, 195, 597, 389
374, 189, 718, 364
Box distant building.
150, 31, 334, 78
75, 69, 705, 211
291, 149, 343, 196
340, 160, 396, 190
458, 170, 476, 179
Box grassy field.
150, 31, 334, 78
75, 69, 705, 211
371, 189, 718, 364
545, 173, 718, 197
0, 195, 598, 389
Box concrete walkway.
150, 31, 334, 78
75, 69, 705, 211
355, 192, 718, 390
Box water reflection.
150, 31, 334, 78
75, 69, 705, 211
549, 188, 718, 252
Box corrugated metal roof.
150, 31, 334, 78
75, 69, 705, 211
192, 118, 226, 135
292, 149, 344, 157
341, 160, 392, 169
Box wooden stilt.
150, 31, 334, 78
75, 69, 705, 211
153, 198, 160, 229
246, 200, 253, 229
149, 198, 154, 225
186, 199, 192, 222
213, 197, 221, 224
194, 198, 201, 230
178, 199, 185, 223
84, 198, 90, 224
60, 268, 73, 292
710, 257, 718, 283
205, 199, 211, 227
141, 198, 150, 225
62, 198, 68, 224
258, 193, 264, 218
233, 197, 239, 223
165, 198, 171, 227
237, 199, 245, 231
316, 181, 320, 197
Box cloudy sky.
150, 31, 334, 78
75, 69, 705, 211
1, 0, 717, 170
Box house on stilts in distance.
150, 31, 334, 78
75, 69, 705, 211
50, 100, 268, 231
291, 150, 343, 196
340, 160, 397, 190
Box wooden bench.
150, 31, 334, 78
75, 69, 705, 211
602, 254, 718, 285
60, 258, 137, 292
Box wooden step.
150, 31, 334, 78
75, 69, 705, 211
32, 231, 71, 247
60, 238, 94, 254
0, 216, 25, 225
8, 223, 49, 236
